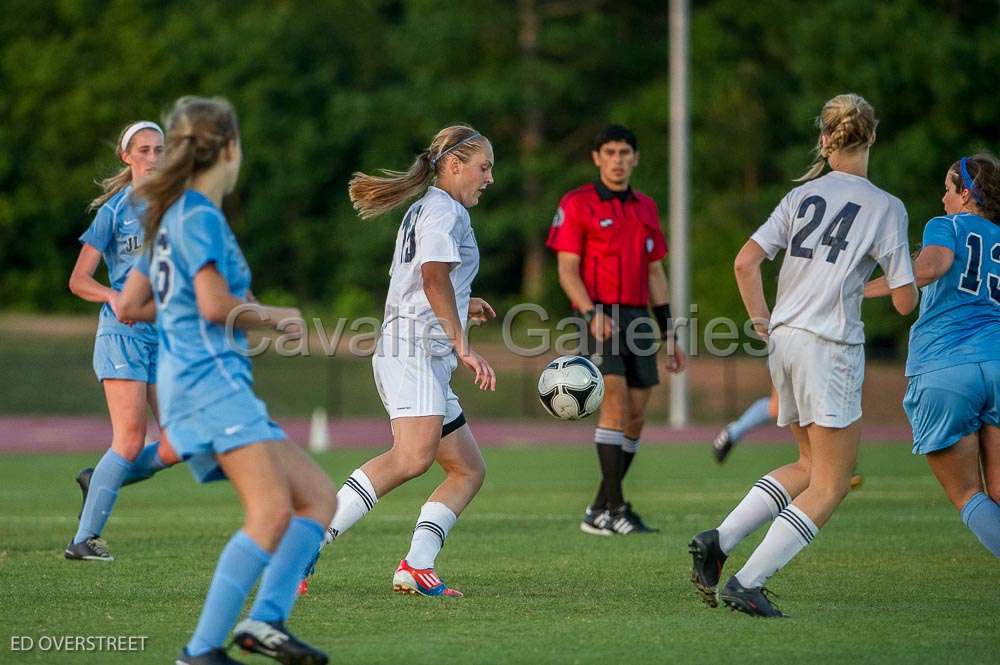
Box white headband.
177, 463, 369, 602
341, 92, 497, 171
120, 121, 163, 154
431, 131, 482, 168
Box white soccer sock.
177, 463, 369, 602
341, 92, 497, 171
325, 469, 378, 545
716, 475, 791, 554
404, 501, 457, 569
734, 504, 818, 589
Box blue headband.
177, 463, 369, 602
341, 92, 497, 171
431, 132, 482, 169
960, 157, 986, 207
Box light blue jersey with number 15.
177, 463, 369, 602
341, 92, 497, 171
136, 189, 254, 426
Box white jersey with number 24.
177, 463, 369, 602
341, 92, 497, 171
751, 171, 914, 345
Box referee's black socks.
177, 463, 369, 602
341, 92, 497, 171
592, 428, 626, 510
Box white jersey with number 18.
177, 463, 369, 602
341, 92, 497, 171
381, 186, 480, 350
751, 171, 914, 345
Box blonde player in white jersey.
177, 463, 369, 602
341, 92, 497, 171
300, 125, 496, 598
688, 94, 919, 617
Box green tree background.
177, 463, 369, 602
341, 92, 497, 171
1, 0, 998, 352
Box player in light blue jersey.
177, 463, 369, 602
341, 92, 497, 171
65, 120, 180, 563
867, 153, 1000, 558
117, 97, 335, 665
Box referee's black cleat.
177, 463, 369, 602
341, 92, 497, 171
623, 502, 659, 533
64, 537, 114, 562
75, 467, 94, 520
720, 576, 787, 618
233, 619, 328, 665
176, 647, 245, 664
712, 427, 735, 464
607, 504, 642, 535
689, 529, 727, 607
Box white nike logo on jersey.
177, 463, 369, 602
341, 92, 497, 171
224, 424, 244, 435
599, 218, 614, 228
122, 219, 138, 226
112, 362, 128, 369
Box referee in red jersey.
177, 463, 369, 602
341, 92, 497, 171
547, 125, 686, 535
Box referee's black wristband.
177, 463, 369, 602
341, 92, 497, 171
652, 303, 674, 340
581, 308, 596, 323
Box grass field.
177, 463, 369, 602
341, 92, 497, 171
1, 444, 996, 664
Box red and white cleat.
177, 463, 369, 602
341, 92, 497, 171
392, 559, 464, 598
296, 578, 310, 597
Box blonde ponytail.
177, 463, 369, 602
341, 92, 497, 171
796, 93, 877, 182
348, 124, 488, 219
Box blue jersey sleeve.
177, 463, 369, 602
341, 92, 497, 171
179, 208, 227, 274
79, 204, 114, 252
922, 216, 957, 251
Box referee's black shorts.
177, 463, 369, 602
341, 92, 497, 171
583, 304, 660, 389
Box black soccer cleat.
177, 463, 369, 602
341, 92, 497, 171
580, 506, 613, 536
688, 529, 728, 607
607, 504, 643, 535
623, 503, 659, 533
720, 576, 787, 618
176, 647, 245, 664
75, 467, 94, 520
64, 537, 114, 562
712, 427, 736, 464
232, 619, 328, 665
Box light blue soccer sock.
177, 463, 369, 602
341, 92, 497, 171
728, 397, 773, 442
122, 440, 169, 486
249, 517, 325, 623
960, 492, 1000, 558
187, 530, 270, 657
73, 449, 132, 543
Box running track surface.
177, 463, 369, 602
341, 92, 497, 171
0, 416, 912, 453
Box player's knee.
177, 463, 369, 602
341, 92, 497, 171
111, 436, 145, 462
465, 457, 487, 490
987, 485, 1000, 506
793, 457, 811, 476
815, 480, 850, 506
247, 501, 293, 539
400, 453, 435, 481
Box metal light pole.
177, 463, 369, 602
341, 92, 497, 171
669, 0, 690, 428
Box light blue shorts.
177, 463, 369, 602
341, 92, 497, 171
165, 388, 287, 483
93, 334, 157, 383
904, 361, 1000, 455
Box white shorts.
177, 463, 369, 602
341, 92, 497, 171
372, 334, 463, 424
768, 326, 864, 429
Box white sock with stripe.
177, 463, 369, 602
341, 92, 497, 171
716, 475, 791, 554
405, 501, 457, 569
325, 469, 378, 545
734, 504, 818, 589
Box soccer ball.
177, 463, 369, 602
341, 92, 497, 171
537, 355, 604, 420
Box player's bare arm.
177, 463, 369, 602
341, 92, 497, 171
866, 245, 953, 299
733, 239, 771, 339
69, 244, 118, 305
422, 260, 496, 391
192, 265, 302, 332
114, 267, 154, 322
